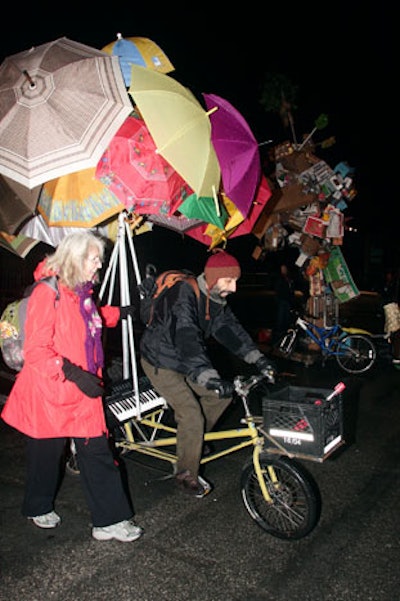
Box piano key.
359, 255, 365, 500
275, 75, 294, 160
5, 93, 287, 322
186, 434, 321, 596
105, 384, 166, 422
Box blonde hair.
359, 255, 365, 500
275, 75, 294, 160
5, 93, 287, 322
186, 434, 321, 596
45, 232, 105, 289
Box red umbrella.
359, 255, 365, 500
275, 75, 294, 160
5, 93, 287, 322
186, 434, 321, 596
185, 175, 272, 247
95, 115, 194, 216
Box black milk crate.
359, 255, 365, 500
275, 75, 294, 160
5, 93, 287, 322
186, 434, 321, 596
262, 385, 344, 462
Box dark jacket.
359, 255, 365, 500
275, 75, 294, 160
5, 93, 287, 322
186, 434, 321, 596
140, 273, 263, 385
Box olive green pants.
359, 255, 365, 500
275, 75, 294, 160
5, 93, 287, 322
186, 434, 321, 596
141, 359, 231, 478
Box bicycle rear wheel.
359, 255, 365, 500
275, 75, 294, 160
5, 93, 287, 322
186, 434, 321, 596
335, 334, 376, 374
240, 454, 320, 540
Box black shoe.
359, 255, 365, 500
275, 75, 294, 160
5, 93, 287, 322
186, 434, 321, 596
176, 470, 211, 498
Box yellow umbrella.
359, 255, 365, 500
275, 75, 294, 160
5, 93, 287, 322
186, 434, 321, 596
102, 34, 175, 86
38, 167, 125, 228
128, 65, 221, 201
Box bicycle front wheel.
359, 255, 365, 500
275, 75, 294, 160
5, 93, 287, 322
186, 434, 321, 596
240, 454, 320, 540
336, 334, 376, 374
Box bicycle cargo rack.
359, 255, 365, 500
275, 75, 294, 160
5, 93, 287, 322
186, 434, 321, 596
262, 385, 345, 462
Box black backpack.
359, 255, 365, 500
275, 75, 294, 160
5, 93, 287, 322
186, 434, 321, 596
138, 266, 200, 327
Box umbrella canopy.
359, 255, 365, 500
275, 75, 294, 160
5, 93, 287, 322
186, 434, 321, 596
102, 33, 175, 86
38, 167, 125, 227
0, 230, 41, 258
186, 175, 272, 248
0, 175, 41, 233
146, 213, 205, 233
95, 115, 194, 215
20, 211, 151, 246
0, 37, 132, 189
20, 214, 95, 247
178, 193, 228, 230
128, 65, 221, 200
203, 93, 261, 218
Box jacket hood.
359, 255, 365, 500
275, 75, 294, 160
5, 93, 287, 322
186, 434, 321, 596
33, 258, 57, 282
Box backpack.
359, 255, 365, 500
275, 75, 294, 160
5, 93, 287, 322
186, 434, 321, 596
138, 267, 200, 327
0, 276, 59, 371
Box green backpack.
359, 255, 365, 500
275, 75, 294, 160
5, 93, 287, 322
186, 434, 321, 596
0, 276, 59, 371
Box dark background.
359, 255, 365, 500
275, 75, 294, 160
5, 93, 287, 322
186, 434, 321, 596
0, 1, 396, 286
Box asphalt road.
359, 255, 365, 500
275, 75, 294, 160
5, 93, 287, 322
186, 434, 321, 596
1, 348, 399, 601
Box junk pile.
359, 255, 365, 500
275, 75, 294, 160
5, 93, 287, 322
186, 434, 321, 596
251, 139, 359, 317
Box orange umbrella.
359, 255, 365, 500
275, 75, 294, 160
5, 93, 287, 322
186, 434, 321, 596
38, 167, 124, 227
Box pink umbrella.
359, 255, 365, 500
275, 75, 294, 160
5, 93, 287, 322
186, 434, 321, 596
95, 115, 194, 216
203, 93, 262, 219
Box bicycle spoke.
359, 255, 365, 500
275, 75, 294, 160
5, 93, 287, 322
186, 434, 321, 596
241, 455, 319, 540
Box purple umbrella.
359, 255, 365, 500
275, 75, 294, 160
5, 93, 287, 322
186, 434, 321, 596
203, 93, 262, 219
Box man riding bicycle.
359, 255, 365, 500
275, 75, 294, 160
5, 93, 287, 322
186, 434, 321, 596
140, 250, 276, 498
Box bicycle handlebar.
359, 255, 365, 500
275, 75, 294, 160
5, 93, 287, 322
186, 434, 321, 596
233, 374, 268, 397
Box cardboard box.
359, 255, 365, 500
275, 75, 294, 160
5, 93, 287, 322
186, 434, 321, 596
262, 385, 344, 462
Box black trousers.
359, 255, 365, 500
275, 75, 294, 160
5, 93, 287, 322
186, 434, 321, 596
22, 435, 133, 527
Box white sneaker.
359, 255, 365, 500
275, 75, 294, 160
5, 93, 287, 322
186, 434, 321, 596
28, 511, 61, 529
92, 519, 143, 542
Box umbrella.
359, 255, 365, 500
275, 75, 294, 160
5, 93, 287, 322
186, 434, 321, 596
146, 213, 205, 233
20, 214, 95, 246
0, 37, 132, 189
178, 194, 228, 229
128, 65, 221, 200
186, 175, 272, 248
203, 93, 262, 218
95, 115, 194, 215
0, 175, 41, 233
37, 167, 125, 227
102, 33, 175, 86
0, 230, 41, 258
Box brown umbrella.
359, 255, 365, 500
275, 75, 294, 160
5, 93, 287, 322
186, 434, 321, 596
0, 37, 132, 189
0, 176, 41, 233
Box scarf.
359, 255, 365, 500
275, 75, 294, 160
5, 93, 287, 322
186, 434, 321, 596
75, 282, 104, 374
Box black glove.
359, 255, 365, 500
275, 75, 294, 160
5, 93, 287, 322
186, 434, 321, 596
62, 358, 104, 398
120, 305, 136, 320
205, 377, 234, 398
255, 356, 277, 384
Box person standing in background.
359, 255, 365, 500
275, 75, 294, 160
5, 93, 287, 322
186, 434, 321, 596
272, 263, 296, 344
381, 267, 400, 365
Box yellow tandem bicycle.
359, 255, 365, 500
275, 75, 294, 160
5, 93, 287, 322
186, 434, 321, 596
92, 373, 346, 541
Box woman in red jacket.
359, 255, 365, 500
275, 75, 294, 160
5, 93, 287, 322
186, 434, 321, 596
1, 231, 142, 543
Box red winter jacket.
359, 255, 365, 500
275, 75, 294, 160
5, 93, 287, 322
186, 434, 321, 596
1, 265, 120, 438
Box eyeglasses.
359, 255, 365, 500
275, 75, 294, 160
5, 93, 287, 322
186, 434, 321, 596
87, 255, 102, 265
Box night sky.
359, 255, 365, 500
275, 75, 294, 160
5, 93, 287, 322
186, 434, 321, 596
0, 1, 395, 279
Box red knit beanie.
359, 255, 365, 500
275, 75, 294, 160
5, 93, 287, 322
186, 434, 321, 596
204, 249, 241, 289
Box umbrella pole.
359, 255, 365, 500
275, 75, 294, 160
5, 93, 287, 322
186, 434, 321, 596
99, 236, 119, 303
99, 212, 140, 405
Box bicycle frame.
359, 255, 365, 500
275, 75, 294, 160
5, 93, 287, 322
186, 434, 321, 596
295, 316, 347, 357
114, 378, 279, 504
